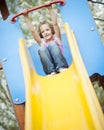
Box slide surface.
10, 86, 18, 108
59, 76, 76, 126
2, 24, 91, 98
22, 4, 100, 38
19, 24, 104, 130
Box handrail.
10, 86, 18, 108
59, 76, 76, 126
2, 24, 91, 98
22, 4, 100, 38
10, 0, 65, 23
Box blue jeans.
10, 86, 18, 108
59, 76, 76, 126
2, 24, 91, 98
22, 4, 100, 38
38, 42, 68, 74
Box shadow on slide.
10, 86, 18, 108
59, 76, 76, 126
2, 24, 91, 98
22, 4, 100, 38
19, 23, 104, 130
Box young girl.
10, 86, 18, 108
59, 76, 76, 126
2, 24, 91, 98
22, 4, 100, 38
23, 5, 68, 75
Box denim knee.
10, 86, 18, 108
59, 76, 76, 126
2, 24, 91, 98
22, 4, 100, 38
38, 45, 47, 55
48, 42, 58, 49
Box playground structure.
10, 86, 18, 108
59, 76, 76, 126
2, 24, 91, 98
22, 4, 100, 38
0, 0, 104, 130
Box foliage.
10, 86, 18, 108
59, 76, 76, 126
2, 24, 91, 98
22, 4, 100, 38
92, 81, 104, 112
88, 0, 104, 43
0, 70, 19, 130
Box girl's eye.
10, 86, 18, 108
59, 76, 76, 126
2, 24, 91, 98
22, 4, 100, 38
41, 31, 44, 33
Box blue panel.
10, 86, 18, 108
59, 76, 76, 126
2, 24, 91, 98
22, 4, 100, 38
59, 0, 104, 76
0, 15, 25, 104
29, 34, 72, 76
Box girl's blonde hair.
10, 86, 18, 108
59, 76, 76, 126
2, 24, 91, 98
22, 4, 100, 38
38, 21, 55, 38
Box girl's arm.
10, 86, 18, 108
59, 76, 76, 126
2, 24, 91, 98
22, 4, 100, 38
23, 10, 42, 45
48, 6, 61, 42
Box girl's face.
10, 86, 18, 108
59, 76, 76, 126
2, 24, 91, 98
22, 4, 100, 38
40, 23, 53, 41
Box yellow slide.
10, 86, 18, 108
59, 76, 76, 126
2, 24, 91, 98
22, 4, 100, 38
19, 23, 104, 130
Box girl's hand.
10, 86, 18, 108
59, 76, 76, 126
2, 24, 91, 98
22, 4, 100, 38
47, 5, 52, 10
22, 9, 29, 16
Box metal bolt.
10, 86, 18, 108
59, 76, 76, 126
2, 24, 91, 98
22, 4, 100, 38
15, 98, 19, 102
90, 27, 95, 31
3, 58, 7, 62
